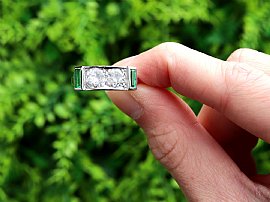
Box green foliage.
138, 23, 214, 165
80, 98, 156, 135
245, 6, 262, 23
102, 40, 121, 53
0, 0, 270, 201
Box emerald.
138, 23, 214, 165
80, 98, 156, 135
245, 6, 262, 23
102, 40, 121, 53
74, 69, 82, 89
130, 69, 137, 88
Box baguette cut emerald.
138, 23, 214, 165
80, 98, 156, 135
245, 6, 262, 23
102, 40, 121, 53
74, 69, 82, 89
131, 69, 137, 88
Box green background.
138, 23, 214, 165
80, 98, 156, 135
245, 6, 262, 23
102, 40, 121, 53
1, 0, 270, 201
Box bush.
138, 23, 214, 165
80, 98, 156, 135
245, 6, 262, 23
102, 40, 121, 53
0, 0, 270, 201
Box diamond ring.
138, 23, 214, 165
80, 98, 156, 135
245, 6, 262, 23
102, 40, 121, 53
73, 66, 137, 91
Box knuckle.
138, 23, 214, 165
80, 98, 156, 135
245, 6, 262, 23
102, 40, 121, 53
147, 124, 187, 171
219, 61, 265, 113
227, 48, 254, 62
156, 42, 184, 63
223, 62, 253, 84
157, 42, 180, 50
155, 42, 185, 85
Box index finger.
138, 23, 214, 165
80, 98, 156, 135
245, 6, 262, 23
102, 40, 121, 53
115, 42, 270, 142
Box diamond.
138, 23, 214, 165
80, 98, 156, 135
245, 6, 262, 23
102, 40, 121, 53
84, 68, 105, 88
83, 67, 128, 90
106, 69, 127, 88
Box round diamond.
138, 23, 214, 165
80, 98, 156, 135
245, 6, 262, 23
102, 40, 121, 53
85, 68, 105, 88
106, 69, 125, 87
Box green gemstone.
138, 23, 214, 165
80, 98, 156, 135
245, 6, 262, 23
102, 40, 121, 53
131, 69, 137, 88
74, 69, 82, 89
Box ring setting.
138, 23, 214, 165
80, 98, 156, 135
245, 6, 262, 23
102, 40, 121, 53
74, 66, 137, 91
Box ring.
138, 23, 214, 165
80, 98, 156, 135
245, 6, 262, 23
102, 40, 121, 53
73, 66, 137, 91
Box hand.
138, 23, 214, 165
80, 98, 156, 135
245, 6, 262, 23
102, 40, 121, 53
107, 42, 270, 201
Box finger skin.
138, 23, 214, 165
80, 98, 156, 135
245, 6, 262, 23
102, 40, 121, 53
227, 48, 270, 75
198, 106, 257, 176
107, 44, 270, 200
107, 85, 257, 201
197, 48, 270, 176
115, 42, 270, 142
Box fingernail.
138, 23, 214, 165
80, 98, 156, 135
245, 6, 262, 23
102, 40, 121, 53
106, 91, 143, 120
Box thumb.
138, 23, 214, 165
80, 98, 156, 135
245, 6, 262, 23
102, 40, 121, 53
107, 85, 256, 200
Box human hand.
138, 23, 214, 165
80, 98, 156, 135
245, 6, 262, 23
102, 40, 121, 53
107, 42, 270, 201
